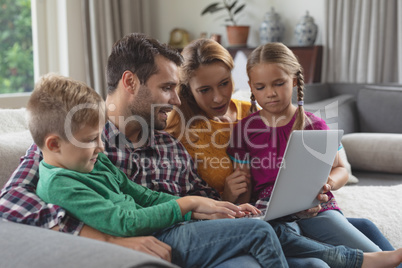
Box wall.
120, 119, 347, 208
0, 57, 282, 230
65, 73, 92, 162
143, 0, 325, 48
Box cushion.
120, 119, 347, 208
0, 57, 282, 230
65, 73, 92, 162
304, 94, 359, 134
0, 131, 33, 187
357, 87, 402, 133
0, 220, 176, 268
338, 145, 359, 184
0, 108, 32, 187
342, 133, 402, 174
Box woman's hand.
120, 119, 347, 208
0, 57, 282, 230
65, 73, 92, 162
221, 168, 251, 203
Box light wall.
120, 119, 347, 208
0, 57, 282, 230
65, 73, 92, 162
143, 0, 325, 47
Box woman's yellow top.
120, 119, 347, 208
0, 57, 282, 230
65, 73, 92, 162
174, 99, 251, 194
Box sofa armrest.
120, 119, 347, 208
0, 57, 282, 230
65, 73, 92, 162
342, 133, 402, 174
0, 220, 177, 268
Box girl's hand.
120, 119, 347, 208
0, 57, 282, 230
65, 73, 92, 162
295, 204, 321, 219
221, 168, 251, 203
294, 191, 328, 219
324, 178, 333, 193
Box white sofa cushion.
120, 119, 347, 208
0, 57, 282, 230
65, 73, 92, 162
0, 108, 33, 187
342, 133, 402, 174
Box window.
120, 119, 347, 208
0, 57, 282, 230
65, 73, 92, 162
0, 0, 34, 94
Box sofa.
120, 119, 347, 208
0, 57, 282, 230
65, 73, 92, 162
0, 83, 401, 266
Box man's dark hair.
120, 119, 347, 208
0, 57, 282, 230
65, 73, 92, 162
106, 33, 183, 94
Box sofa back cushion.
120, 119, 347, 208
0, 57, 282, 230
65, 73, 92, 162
357, 86, 402, 133
0, 109, 33, 187
304, 94, 359, 134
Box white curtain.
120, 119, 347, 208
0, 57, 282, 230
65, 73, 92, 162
323, 0, 402, 83
82, 0, 145, 98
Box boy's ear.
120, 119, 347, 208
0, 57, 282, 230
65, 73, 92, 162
121, 70, 140, 94
44, 135, 62, 152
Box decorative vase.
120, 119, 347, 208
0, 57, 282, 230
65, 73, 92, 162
226, 25, 250, 47
294, 11, 318, 46
259, 7, 285, 44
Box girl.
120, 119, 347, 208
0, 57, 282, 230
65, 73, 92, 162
227, 42, 386, 252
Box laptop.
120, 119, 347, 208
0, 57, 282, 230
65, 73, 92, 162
251, 129, 344, 221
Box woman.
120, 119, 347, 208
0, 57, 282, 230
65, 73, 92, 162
166, 38, 394, 257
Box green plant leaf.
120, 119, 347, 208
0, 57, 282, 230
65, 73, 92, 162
233, 4, 246, 15
227, 0, 238, 11
201, 3, 224, 15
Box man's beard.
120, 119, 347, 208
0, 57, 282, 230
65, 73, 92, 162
128, 86, 167, 131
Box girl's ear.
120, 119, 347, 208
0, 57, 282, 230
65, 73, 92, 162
121, 70, 140, 94
44, 135, 62, 152
293, 77, 297, 87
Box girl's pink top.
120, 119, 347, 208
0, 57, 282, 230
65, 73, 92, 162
227, 111, 340, 212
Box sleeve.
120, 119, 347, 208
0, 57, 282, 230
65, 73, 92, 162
0, 143, 83, 234
41, 172, 186, 237
227, 120, 250, 164
114, 160, 192, 221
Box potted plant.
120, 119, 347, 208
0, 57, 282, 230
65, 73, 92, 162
201, 0, 249, 47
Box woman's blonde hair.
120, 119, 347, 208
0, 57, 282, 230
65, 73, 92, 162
27, 73, 106, 148
166, 38, 234, 138
247, 42, 309, 131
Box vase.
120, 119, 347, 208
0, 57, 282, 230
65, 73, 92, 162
226, 25, 250, 47
259, 7, 285, 44
294, 11, 318, 46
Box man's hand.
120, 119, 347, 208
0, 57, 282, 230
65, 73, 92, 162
106, 236, 172, 262
221, 168, 251, 203
78, 224, 172, 262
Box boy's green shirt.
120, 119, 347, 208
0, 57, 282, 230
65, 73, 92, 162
37, 153, 191, 237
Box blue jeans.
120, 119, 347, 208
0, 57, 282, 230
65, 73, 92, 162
215, 255, 329, 268
348, 217, 395, 251
216, 215, 393, 268
154, 219, 288, 268
272, 221, 364, 267
298, 210, 382, 252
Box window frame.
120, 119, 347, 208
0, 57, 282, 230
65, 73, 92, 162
0, 0, 87, 108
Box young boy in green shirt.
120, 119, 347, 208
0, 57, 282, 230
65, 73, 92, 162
29, 73, 288, 267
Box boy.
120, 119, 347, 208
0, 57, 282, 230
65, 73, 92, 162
28, 73, 288, 268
